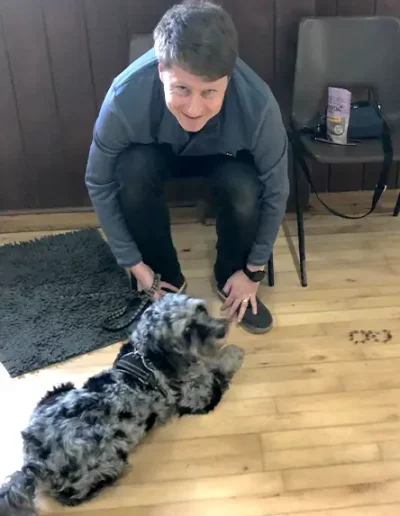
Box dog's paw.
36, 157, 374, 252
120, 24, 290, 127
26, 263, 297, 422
219, 344, 245, 376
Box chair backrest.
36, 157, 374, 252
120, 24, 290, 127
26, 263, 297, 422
129, 33, 154, 64
292, 16, 400, 130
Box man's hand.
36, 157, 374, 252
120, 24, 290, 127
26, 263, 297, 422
130, 262, 178, 299
222, 269, 261, 323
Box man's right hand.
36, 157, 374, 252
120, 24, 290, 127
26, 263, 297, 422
130, 262, 179, 299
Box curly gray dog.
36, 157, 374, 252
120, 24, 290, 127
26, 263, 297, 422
0, 294, 244, 515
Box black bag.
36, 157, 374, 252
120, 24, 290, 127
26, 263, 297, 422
291, 101, 394, 219
348, 102, 385, 140
305, 101, 385, 141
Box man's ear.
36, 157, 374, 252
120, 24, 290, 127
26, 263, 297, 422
158, 63, 164, 83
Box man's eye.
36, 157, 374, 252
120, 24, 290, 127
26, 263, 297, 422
203, 89, 216, 97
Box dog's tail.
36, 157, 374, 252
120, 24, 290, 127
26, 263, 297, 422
0, 468, 37, 516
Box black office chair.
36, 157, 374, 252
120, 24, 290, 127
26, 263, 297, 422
289, 16, 400, 287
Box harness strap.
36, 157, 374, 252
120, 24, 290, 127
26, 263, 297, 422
114, 351, 168, 397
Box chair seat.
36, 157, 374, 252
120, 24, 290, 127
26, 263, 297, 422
300, 131, 400, 164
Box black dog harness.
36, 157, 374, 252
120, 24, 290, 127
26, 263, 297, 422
114, 351, 168, 397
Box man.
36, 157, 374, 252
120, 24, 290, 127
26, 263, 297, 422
85, 0, 289, 334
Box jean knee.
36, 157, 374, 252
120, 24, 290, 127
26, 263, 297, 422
116, 144, 165, 197
212, 161, 262, 219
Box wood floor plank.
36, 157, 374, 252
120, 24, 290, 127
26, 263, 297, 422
126, 452, 263, 484
362, 344, 400, 361
0, 229, 77, 244
283, 461, 400, 491
380, 441, 400, 461
263, 443, 380, 471
242, 345, 365, 369
273, 306, 400, 328
285, 230, 400, 250
0, 206, 199, 233
227, 376, 343, 399
261, 421, 400, 452
390, 263, 400, 275
267, 293, 400, 315
276, 388, 400, 414
236, 358, 400, 386
285, 504, 400, 516
343, 372, 400, 391
0, 211, 98, 233
259, 284, 400, 304
130, 434, 262, 464
235, 329, 398, 357
382, 244, 400, 261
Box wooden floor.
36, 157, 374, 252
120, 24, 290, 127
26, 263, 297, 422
1, 191, 400, 515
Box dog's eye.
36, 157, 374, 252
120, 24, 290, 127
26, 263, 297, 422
183, 326, 192, 341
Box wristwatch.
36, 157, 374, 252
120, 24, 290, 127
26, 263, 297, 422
243, 265, 266, 283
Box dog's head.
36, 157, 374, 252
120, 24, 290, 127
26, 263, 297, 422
131, 294, 229, 376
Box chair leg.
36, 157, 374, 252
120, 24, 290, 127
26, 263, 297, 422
267, 252, 274, 287
394, 191, 400, 217
293, 156, 308, 287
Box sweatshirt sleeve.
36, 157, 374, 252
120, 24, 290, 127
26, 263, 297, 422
247, 88, 289, 266
85, 86, 142, 268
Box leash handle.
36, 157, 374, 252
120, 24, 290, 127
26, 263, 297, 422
101, 274, 161, 332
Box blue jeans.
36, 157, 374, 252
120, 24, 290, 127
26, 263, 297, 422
116, 144, 263, 287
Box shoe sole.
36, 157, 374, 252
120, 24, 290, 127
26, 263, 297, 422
216, 289, 273, 335
177, 281, 187, 295
161, 280, 187, 295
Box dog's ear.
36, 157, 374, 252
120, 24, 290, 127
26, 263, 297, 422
114, 340, 134, 363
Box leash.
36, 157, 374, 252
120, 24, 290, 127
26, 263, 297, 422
101, 274, 161, 332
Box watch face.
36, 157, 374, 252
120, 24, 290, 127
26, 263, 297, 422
248, 269, 265, 282
253, 270, 266, 281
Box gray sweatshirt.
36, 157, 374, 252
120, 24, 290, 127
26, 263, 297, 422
85, 48, 289, 269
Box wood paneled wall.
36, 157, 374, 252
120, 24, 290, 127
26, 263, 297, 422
0, 0, 399, 211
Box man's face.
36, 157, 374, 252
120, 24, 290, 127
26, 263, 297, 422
158, 64, 229, 132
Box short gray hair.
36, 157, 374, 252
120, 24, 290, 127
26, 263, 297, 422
153, 0, 238, 80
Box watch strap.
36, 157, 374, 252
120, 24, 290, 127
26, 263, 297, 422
243, 266, 266, 282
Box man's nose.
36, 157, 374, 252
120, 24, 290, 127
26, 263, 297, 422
186, 95, 203, 117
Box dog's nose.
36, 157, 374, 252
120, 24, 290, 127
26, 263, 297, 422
215, 319, 229, 339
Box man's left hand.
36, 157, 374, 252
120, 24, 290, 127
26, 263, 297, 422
222, 270, 261, 323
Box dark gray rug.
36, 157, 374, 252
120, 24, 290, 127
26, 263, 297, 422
0, 228, 131, 377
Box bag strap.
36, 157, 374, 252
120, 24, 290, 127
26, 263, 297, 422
289, 120, 393, 220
